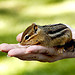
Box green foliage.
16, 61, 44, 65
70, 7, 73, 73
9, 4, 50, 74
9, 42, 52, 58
0, 0, 75, 75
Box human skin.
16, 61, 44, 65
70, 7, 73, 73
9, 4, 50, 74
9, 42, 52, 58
0, 29, 75, 62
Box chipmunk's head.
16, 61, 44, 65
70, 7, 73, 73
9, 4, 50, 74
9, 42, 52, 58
20, 23, 45, 45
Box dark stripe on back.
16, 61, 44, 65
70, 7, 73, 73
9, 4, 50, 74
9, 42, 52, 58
51, 30, 68, 39
48, 26, 68, 34
42, 23, 65, 27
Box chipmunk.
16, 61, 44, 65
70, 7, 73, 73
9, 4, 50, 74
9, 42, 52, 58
20, 23, 75, 53
20, 23, 75, 54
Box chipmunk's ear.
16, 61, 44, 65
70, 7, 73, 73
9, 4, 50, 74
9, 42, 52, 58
32, 23, 36, 25
32, 23, 38, 33
32, 23, 37, 27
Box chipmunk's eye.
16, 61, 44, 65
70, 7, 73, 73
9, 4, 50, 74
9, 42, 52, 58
25, 35, 30, 40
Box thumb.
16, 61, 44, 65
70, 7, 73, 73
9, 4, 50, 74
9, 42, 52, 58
16, 32, 23, 42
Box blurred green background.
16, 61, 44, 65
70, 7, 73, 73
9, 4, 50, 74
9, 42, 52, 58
0, 0, 75, 75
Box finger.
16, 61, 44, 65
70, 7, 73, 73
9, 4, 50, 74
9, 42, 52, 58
25, 45, 57, 55
8, 47, 27, 56
8, 47, 50, 62
16, 32, 23, 42
8, 46, 50, 57
0, 43, 19, 53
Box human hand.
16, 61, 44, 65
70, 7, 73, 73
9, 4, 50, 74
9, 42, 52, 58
0, 28, 75, 62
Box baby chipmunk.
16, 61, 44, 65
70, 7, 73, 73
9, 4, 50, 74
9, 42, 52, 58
20, 23, 72, 48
